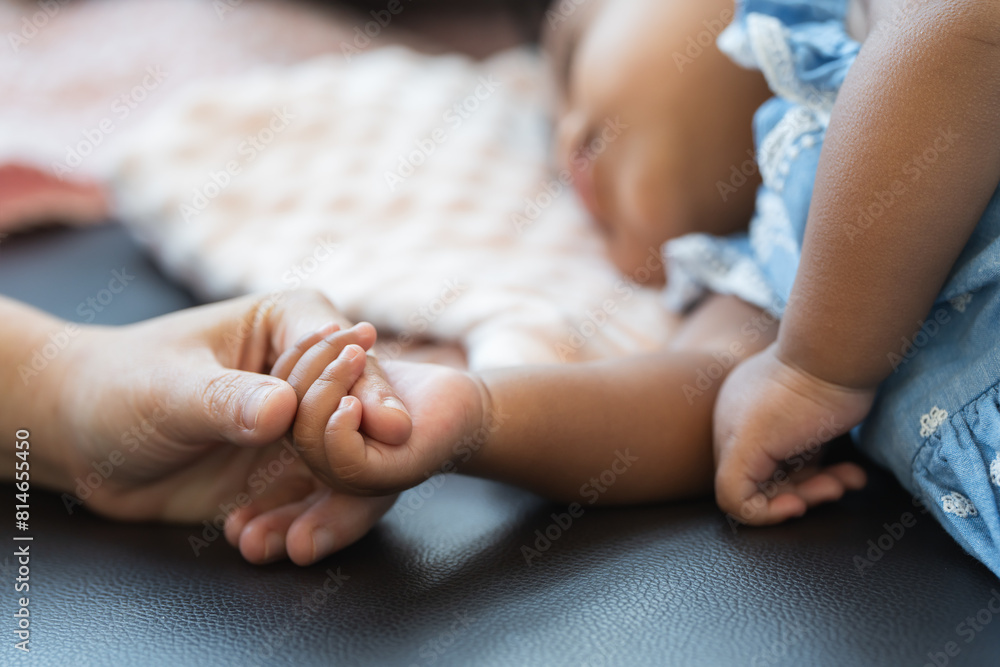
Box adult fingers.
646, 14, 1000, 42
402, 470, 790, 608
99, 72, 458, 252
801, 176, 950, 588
165, 361, 298, 448
284, 491, 398, 566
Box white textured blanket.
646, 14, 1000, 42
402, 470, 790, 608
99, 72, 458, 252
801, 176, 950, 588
109, 46, 676, 368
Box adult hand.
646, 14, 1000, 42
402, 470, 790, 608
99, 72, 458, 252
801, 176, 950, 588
41, 289, 407, 565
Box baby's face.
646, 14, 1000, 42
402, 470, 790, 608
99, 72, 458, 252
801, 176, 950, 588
548, 0, 768, 284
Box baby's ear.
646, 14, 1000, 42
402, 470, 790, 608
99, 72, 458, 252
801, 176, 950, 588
349, 356, 413, 445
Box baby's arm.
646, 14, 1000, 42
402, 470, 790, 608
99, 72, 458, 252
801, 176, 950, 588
714, 0, 1000, 523
287, 295, 778, 505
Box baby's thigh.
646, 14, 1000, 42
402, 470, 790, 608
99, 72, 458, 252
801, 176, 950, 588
669, 293, 778, 364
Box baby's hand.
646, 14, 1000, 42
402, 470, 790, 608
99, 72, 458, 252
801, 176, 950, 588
270, 322, 408, 487
713, 343, 872, 527
277, 325, 488, 495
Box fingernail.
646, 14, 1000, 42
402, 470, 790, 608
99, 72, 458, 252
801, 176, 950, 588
344, 345, 362, 361
382, 396, 410, 416
311, 527, 336, 562
240, 384, 277, 430
337, 396, 353, 412
263, 532, 284, 562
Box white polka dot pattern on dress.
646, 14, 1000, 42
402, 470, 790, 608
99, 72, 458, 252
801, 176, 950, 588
949, 293, 973, 313
941, 492, 978, 519
919, 406, 948, 438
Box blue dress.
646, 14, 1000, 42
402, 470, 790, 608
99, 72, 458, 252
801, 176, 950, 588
663, 0, 1000, 577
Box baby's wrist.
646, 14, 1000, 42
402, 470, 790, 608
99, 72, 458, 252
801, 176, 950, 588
767, 341, 879, 435
774, 337, 880, 396
456, 371, 500, 475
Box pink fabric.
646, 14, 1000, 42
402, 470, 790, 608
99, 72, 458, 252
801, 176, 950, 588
0, 164, 107, 230
0, 0, 422, 220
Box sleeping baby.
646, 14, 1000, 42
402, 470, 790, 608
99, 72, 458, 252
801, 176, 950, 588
274, 0, 1000, 577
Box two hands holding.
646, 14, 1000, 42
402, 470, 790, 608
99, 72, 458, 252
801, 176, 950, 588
35, 288, 873, 568
28, 289, 482, 566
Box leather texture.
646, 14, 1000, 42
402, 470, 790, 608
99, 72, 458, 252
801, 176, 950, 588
3, 224, 1000, 667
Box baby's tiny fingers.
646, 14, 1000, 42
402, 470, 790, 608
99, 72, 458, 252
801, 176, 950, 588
714, 434, 790, 526
321, 395, 372, 492
791, 463, 867, 508
738, 462, 867, 526
285, 324, 376, 401
293, 346, 367, 479
351, 355, 413, 446
728, 491, 807, 527
827, 461, 867, 490
271, 321, 341, 381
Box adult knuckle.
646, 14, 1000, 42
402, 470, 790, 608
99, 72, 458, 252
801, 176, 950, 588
202, 374, 243, 422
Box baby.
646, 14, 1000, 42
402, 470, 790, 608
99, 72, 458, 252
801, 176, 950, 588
280, 0, 1000, 576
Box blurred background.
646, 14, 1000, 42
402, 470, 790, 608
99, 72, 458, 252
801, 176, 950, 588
0, 0, 679, 368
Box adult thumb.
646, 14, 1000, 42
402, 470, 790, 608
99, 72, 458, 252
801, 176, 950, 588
173, 367, 298, 447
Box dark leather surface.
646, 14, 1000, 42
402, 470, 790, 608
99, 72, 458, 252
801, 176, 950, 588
3, 224, 1000, 667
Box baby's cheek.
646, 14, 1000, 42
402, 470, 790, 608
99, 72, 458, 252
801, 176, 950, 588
614, 152, 690, 242
608, 236, 666, 287
604, 203, 676, 287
